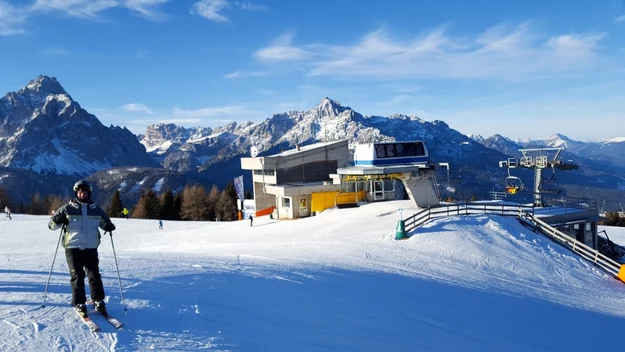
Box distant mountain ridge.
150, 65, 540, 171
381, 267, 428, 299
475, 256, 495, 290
1, 76, 624, 209
0, 75, 158, 176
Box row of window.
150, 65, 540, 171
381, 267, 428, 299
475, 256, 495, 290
253, 169, 275, 176
375, 142, 426, 159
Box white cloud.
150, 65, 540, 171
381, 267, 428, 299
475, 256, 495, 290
30, 0, 167, 20
122, 103, 154, 114
172, 105, 253, 118
0, 1, 27, 36
615, 15, 625, 23
190, 0, 230, 22
377, 95, 411, 106
190, 0, 266, 22
255, 32, 310, 61
234, 2, 267, 11
123, 0, 168, 20
31, 0, 119, 18
224, 70, 269, 79
253, 24, 608, 81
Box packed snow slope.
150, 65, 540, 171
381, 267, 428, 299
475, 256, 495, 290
1, 200, 625, 351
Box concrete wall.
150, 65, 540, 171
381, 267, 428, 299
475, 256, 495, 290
253, 181, 276, 212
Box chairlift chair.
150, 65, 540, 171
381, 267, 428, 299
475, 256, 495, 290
504, 168, 524, 195
539, 168, 561, 194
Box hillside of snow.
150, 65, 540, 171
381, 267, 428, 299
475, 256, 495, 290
1, 200, 624, 351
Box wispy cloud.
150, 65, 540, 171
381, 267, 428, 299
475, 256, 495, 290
191, 0, 267, 22
31, 0, 119, 18
615, 15, 625, 23
377, 95, 411, 106
123, 0, 168, 21
28, 0, 167, 21
0, 1, 28, 36
235, 1, 267, 11
224, 70, 270, 79
172, 105, 254, 118
190, 0, 230, 22
122, 103, 154, 114
255, 32, 310, 61
253, 24, 608, 81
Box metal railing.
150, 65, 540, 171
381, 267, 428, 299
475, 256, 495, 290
519, 211, 625, 283
404, 202, 535, 233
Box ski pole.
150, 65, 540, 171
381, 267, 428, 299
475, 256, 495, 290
108, 231, 127, 313
42, 227, 64, 308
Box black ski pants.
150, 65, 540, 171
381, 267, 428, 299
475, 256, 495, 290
65, 248, 105, 306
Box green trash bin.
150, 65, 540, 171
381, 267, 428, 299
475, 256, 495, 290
395, 220, 407, 240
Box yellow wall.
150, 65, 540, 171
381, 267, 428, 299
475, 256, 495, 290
311, 191, 366, 213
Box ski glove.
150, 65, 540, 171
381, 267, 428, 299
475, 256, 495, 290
52, 213, 69, 226
103, 222, 116, 232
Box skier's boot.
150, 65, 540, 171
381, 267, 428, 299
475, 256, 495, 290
75, 304, 88, 317
94, 300, 107, 315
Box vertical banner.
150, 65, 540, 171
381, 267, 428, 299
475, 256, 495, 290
233, 175, 244, 202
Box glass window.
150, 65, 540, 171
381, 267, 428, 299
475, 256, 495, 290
415, 142, 425, 156
385, 144, 396, 157
282, 197, 291, 207
404, 143, 417, 156
395, 143, 406, 157
375, 144, 386, 158
300, 199, 307, 207
585, 223, 591, 232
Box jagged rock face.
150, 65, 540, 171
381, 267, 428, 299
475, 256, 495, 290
0, 75, 158, 176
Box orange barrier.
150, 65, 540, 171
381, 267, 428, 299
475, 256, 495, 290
619, 265, 625, 283
255, 206, 276, 217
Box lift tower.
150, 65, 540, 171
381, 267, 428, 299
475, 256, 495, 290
500, 148, 577, 206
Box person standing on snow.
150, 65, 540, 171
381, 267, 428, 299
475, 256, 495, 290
158, 219, 163, 230
248, 214, 253, 227
4, 206, 10, 220
48, 180, 116, 316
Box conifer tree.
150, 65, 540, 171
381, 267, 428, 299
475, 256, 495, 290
0, 187, 11, 208
108, 190, 124, 218
48, 196, 64, 214
207, 185, 220, 221
215, 185, 238, 221
159, 188, 176, 220
173, 192, 182, 220
180, 185, 209, 220
132, 189, 161, 219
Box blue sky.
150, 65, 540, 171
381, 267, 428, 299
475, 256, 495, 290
1, 0, 624, 141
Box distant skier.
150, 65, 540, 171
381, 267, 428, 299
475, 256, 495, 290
158, 220, 163, 230
4, 206, 11, 220
249, 214, 253, 227
122, 208, 129, 219
48, 180, 116, 316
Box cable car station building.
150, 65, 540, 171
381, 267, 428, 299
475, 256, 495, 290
240, 139, 447, 219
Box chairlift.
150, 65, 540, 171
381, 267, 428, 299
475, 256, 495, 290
504, 168, 524, 195
539, 168, 561, 194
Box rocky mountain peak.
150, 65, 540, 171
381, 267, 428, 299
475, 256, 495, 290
315, 97, 347, 118
19, 75, 68, 97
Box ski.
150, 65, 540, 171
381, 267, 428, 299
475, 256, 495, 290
87, 302, 124, 329
96, 311, 124, 329
76, 310, 100, 332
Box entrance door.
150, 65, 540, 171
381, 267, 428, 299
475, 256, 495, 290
299, 198, 308, 217
373, 180, 384, 200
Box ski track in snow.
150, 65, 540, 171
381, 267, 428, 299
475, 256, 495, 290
1, 202, 625, 351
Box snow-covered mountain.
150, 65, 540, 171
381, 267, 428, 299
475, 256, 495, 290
0, 76, 158, 176
141, 98, 504, 173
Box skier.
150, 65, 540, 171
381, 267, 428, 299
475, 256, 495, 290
158, 219, 163, 230
4, 206, 10, 220
48, 180, 116, 316
122, 208, 129, 219
249, 214, 253, 227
